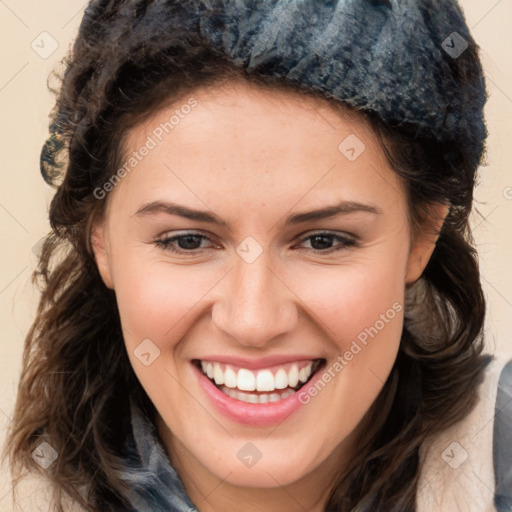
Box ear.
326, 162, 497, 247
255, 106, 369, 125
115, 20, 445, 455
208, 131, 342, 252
90, 220, 115, 289
405, 202, 449, 285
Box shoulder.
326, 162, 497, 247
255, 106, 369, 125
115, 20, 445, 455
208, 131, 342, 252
493, 358, 512, 511
416, 355, 511, 512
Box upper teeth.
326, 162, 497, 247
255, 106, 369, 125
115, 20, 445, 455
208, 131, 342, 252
200, 361, 315, 392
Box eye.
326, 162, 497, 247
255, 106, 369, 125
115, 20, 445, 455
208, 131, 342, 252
296, 231, 357, 253
154, 232, 214, 254
153, 230, 357, 255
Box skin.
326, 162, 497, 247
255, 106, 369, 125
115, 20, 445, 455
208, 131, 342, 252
91, 80, 448, 512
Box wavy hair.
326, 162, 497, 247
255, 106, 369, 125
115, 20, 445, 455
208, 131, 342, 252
3, 1, 491, 510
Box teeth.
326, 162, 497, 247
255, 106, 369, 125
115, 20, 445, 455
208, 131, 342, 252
219, 385, 296, 404
299, 367, 309, 383
205, 361, 214, 379
274, 368, 288, 389
213, 363, 224, 385
237, 369, 256, 391
200, 360, 316, 393
224, 366, 238, 388
259, 393, 269, 403
288, 365, 299, 387
256, 370, 274, 392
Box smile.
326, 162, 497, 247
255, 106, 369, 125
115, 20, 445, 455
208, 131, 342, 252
194, 359, 324, 404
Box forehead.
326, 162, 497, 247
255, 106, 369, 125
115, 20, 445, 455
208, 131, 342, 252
107, 80, 406, 216
126, 79, 375, 150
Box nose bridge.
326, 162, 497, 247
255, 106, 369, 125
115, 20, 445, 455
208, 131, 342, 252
212, 250, 298, 346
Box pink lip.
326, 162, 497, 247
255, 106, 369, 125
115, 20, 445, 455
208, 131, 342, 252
192, 361, 325, 427
194, 354, 321, 370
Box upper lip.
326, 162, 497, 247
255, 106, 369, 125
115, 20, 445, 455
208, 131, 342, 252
193, 355, 323, 370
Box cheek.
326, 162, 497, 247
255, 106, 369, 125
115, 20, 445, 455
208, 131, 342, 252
293, 253, 406, 346
291, 252, 406, 404
113, 257, 210, 348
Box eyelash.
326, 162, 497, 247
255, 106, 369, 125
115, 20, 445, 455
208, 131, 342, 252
153, 231, 357, 255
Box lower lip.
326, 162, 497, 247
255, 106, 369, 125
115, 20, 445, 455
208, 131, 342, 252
192, 362, 324, 427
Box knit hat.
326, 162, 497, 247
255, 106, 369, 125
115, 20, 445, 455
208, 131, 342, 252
196, 0, 487, 171
41, 0, 487, 183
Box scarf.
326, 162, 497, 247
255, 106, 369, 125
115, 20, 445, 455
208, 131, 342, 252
117, 397, 199, 512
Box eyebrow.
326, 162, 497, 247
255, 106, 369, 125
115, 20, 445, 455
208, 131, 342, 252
134, 200, 382, 230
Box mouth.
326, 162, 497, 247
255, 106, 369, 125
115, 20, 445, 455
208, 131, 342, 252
192, 358, 326, 404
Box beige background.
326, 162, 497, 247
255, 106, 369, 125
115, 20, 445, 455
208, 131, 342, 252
1, 1, 511, 510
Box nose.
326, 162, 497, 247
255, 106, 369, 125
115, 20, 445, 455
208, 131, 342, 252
211, 251, 299, 348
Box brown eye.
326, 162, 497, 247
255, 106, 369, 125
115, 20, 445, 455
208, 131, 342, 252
298, 232, 357, 253
154, 232, 213, 253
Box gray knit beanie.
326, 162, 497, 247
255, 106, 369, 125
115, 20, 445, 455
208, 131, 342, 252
42, 0, 487, 183
196, 0, 487, 171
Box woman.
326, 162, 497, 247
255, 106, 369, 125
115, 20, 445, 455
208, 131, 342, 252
3, 0, 511, 511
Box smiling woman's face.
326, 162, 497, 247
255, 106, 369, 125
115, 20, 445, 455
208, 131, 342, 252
92, 80, 444, 506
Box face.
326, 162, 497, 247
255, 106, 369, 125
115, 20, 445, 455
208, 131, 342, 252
92, 81, 444, 493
